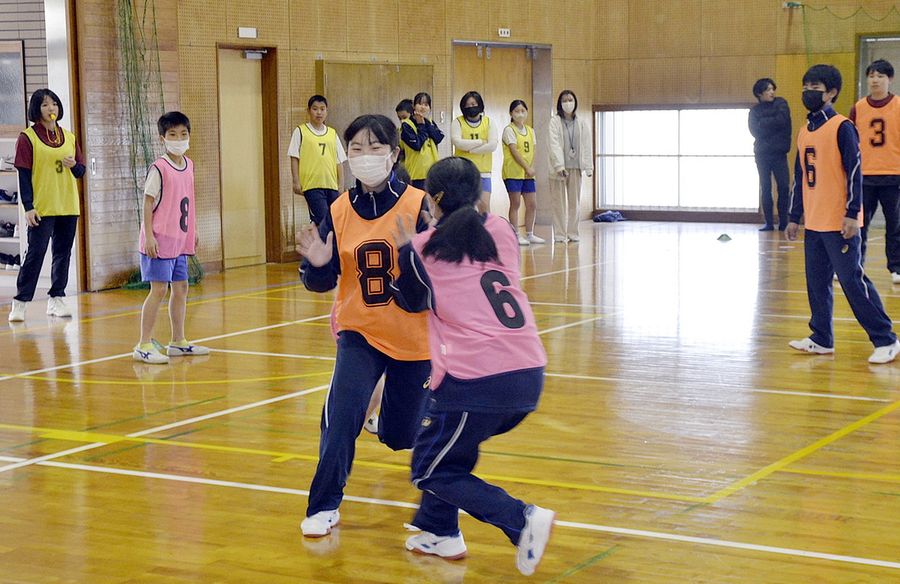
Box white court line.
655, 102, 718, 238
0, 313, 331, 383
212, 348, 337, 362
545, 372, 891, 403
556, 520, 900, 570
0, 384, 329, 474
2, 454, 896, 572
537, 316, 606, 336
521, 261, 608, 281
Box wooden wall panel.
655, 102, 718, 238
177, 0, 225, 48
345, 0, 399, 56
225, 0, 289, 43
628, 0, 702, 60
595, 0, 629, 60
594, 59, 629, 105
288, 0, 348, 53
629, 58, 702, 105
701, 0, 779, 57
700, 56, 776, 103
399, 0, 446, 55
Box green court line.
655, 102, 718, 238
544, 545, 619, 583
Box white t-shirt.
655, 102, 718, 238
502, 124, 534, 146
287, 123, 347, 162
143, 156, 187, 200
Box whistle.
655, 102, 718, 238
50, 113, 57, 121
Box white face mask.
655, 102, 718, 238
512, 111, 527, 123
165, 139, 189, 156
349, 152, 393, 187
561, 101, 575, 114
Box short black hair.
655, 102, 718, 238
752, 78, 776, 98
556, 90, 578, 117
509, 99, 528, 114
803, 64, 842, 98
866, 59, 895, 78
157, 111, 191, 135
459, 91, 484, 113
308, 95, 328, 108
343, 114, 399, 150
414, 92, 432, 107
396, 99, 414, 114
28, 89, 63, 123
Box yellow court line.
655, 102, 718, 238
0, 370, 332, 386
0, 422, 704, 502
704, 399, 900, 503
239, 295, 335, 304
780, 468, 900, 485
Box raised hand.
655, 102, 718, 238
296, 225, 334, 267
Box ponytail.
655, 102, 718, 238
422, 206, 498, 264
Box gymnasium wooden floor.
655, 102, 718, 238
1, 221, 899, 583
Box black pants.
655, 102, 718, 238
302, 188, 339, 226
755, 154, 790, 228
860, 183, 900, 274
15, 215, 78, 302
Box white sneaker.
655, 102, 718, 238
167, 342, 210, 357
892, 272, 900, 284
363, 413, 379, 434
567, 235, 580, 242
405, 530, 467, 560
526, 233, 545, 244
518, 235, 530, 246
46, 297, 72, 317
301, 509, 340, 537
8, 299, 25, 322
553, 236, 567, 243
868, 340, 900, 364
516, 505, 556, 576
788, 337, 834, 355
133, 342, 169, 364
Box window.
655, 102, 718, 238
596, 107, 757, 211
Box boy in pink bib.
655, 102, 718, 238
133, 112, 208, 364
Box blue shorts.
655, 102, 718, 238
480, 177, 492, 193
140, 254, 189, 282
503, 178, 536, 194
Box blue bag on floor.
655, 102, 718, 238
593, 210, 625, 222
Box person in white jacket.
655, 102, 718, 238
451, 91, 499, 212
548, 90, 593, 242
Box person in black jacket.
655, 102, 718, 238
749, 78, 792, 231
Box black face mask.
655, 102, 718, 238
462, 106, 482, 119
802, 89, 827, 112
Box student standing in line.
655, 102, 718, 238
288, 95, 347, 226
401, 92, 444, 191
502, 99, 544, 245
451, 91, 497, 213
850, 59, 900, 283
786, 64, 900, 364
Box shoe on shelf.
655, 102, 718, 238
8, 299, 26, 322
517, 235, 530, 246
788, 337, 834, 355
526, 233, 545, 244
301, 509, 340, 537
868, 340, 900, 364
405, 530, 467, 560
516, 505, 556, 576
133, 341, 169, 364
46, 297, 72, 317
759, 224, 775, 232
892, 272, 900, 285
167, 341, 210, 357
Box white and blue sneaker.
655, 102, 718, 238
300, 509, 340, 537
405, 530, 467, 560
516, 505, 556, 576
167, 340, 210, 357
133, 341, 169, 364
